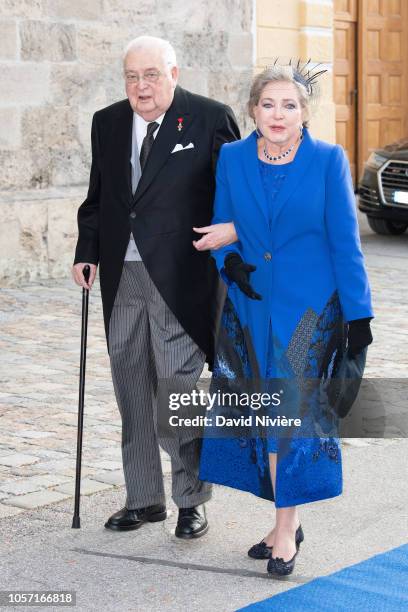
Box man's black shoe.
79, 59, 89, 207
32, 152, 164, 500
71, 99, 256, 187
175, 505, 208, 539
104, 504, 167, 531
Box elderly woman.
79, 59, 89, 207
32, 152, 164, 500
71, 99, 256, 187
198, 64, 374, 576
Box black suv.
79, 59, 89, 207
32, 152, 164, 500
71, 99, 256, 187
358, 138, 408, 235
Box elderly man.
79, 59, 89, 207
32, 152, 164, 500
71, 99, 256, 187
72, 36, 239, 538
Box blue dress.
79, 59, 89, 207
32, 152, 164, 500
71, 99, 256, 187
259, 158, 292, 453
258, 157, 292, 226
199, 129, 374, 507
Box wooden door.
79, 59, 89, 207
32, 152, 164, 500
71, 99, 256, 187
334, 1, 358, 182
358, 0, 408, 177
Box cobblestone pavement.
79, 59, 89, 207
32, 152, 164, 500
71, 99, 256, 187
0, 213, 407, 516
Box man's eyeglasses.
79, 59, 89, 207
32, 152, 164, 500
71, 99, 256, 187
125, 71, 161, 84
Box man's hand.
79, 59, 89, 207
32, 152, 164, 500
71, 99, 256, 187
192, 222, 238, 251
72, 263, 98, 290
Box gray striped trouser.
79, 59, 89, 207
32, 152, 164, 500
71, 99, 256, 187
108, 261, 212, 509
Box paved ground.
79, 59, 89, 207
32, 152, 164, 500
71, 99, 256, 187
0, 212, 407, 610
0, 440, 406, 611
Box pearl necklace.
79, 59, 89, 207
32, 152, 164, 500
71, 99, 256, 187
263, 133, 303, 162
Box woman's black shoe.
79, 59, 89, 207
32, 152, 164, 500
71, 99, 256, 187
267, 550, 298, 576
248, 540, 272, 559
295, 524, 304, 548
248, 524, 304, 560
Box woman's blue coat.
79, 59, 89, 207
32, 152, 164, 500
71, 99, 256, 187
199, 128, 374, 507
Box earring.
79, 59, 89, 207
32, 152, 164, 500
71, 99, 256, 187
255, 125, 263, 137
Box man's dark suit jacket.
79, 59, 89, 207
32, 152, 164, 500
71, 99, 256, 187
74, 85, 240, 367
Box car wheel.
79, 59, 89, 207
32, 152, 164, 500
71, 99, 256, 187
367, 216, 408, 235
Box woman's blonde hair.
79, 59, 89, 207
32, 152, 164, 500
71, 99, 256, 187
248, 65, 314, 128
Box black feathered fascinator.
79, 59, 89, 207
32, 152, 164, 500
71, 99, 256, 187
272, 58, 328, 97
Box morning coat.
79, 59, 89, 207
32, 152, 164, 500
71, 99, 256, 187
74, 86, 240, 366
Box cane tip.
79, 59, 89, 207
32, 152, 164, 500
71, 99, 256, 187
72, 516, 81, 529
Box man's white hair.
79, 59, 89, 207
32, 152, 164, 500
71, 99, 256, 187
123, 35, 177, 67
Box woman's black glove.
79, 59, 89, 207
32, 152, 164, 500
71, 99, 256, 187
224, 253, 262, 300
347, 318, 373, 358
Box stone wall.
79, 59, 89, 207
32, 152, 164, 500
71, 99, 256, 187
0, 0, 254, 285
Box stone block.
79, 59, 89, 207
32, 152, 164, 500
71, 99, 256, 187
51, 148, 90, 187
151, 2, 207, 32
0, 20, 17, 59
97, 447, 122, 460
18, 430, 56, 439
300, 30, 333, 62
42, 466, 96, 479
8, 466, 48, 478
207, 69, 253, 133
181, 31, 229, 70
76, 23, 133, 65
227, 33, 253, 68
257, 0, 299, 28
300, 1, 334, 29
0, 479, 43, 496
309, 101, 336, 142
207, 0, 252, 33
0, 150, 48, 192
50, 63, 109, 107
31, 458, 75, 473
20, 20, 76, 62
0, 504, 25, 518
91, 460, 123, 471
27, 474, 73, 487
178, 69, 208, 97
1, 0, 42, 19
22, 105, 78, 151
92, 471, 125, 486
44, 0, 103, 20
2, 489, 70, 509
52, 478, 111, 496
0, 454, 39, 467
0, 108, 21, 150
0, 203, 25, 262
0, 198, 48, 284
31, 450, 72, 461
17, 108, 82, 190
102, 67, 126, 106
47, 196, 83, 278
103, 0, 160, 29
257, 27, 300, 64
77, 108, 95, 151
0, 63, 50, 106
14, 199, 48, 262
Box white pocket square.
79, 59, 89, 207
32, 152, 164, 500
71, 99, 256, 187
171, 142, 195, 153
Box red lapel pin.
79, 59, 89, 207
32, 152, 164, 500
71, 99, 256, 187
177, 117, 183, 132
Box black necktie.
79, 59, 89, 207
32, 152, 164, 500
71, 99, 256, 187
139, 121, 159, 171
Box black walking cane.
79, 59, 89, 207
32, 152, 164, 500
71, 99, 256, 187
72, 265, 91, 529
